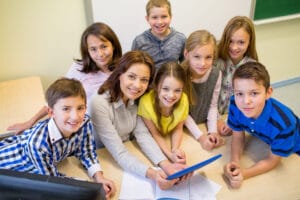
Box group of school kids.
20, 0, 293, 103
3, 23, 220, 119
0, 0, 299, 198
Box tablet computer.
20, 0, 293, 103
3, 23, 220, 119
166, 154, 222, 180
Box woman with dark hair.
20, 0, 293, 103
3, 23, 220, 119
89, 51, 187, 190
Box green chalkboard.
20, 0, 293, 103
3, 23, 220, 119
254, 0, 300, 21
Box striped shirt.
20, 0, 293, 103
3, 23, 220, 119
0, 115, 101, 178
228, 96, 300, 157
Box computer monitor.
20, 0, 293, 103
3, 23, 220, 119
0, 169, 105, 200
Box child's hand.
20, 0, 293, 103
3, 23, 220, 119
7, 121, 32, 135
94, 172, 116, 198
100, 179, 116, 198
224, 162, 243, 189
198, 133, 224, 151
171, 149, 186, 164
217, 119, 232, 136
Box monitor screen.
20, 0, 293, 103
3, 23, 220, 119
0, 169, 105, 200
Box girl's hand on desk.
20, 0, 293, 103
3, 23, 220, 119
198, 133, 224, 151
171, 149, 186, 164
217, 119, 232, 136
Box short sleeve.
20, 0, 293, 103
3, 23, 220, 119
227, 96, 244, 131
138, 91, 156, 121
270, 121, 299, 157
174, 92, 189, 122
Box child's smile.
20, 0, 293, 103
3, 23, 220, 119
158, 76, 183, 109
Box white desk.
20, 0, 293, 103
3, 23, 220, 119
59, 122, 300, 200
0, 76, 45, 136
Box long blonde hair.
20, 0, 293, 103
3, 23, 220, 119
182, 30, 217, 105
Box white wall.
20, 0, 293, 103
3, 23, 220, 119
90, 0, 253, 52
0, 0, 299, 90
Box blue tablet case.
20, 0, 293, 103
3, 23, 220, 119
167, 154, 222, 180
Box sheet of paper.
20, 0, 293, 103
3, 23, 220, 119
119, 171, 221, 200
156, 174, 221, 200
189, 174, 221, 200
119, 171, 155, 200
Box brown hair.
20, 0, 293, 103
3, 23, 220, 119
46, 78, 86, 108
233, 61, 270, 90
218, 16, 258, 61
153, 62, 191, 133
99, 51, 155, 103
146, 0, 172, 16
77, 22, 122, 73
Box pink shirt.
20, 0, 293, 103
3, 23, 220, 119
65, 62, 111, 105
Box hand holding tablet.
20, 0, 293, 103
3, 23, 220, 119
167, 154, 222, 180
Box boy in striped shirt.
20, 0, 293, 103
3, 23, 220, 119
0, 78, 115, 198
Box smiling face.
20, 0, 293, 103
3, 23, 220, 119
48, 96, 86, 138
87, 34, 114, 73
233, 78, 272, 119
229, 28, 250, 65
158, 76, 184, 110
119, 63, 151, 104
184, 44, 214, 79
146, 6, 171, 39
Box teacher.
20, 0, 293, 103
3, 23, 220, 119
89, 51, 187, 189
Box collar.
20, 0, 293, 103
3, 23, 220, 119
113, 96, 135, 109
48, 118, 64, 144
226, 56, 252, 67
146, 27, 175, 42
192, 68, 212, 83
252, 98, 272, 125
47, 115, 90, 144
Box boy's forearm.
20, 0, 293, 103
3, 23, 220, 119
230, 131, 245, 163
242, 152, 281, 179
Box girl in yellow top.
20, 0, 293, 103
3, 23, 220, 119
138, 62, 192, 164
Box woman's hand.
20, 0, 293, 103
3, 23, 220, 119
154, 169, 179, 190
